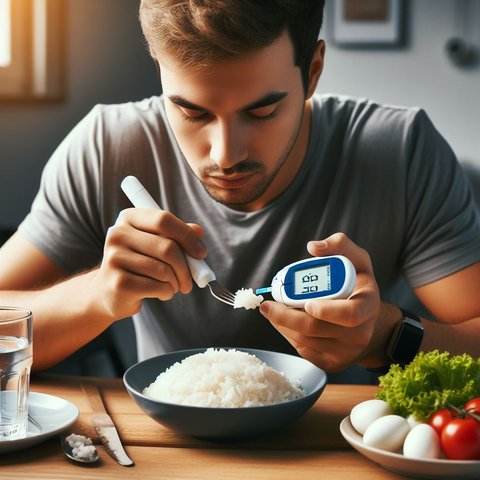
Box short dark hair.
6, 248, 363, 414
139, 0, 325, 93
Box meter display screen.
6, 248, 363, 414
294, 264, 331, 295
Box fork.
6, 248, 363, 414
207, 281, 237, 306
121, 176, 236, 306
173, 249, 236, 306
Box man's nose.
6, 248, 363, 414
209, 119, 248, 168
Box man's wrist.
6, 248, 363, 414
361, 303, 402, 370
366, 306, 424, 373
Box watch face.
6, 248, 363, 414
389, 315, 424, 365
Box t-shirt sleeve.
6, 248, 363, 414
400, 109, 480, 287
18, 106, 106, 274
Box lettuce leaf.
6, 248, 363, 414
375, 350, 480, 421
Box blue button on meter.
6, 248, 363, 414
256, 255, 356, 308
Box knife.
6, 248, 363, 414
81, 382, 134, 466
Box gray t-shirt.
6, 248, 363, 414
19, 94, 480, 381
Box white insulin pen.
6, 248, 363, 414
256, 255, 356, 308
120, 175, 216, 289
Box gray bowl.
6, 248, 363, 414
123, 347, 327, 441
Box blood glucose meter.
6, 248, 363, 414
256, 255, 356, 308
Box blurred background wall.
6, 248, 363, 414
0, 0, 479, 375
0, 0, 159, 231
320, 0, 480, 166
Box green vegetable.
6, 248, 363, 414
375, 350, 480, 421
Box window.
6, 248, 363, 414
0, 0, 11, 67
0, 0, 64, 101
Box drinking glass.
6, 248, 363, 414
0, 307, 33, 440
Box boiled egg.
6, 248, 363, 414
403, 423, 441, 459
363, 414, 411, 452
350, 399, 393, 435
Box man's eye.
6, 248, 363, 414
248, 106, 277, 121
180, 108, 210, 123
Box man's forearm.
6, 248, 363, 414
0, 269, 115, 372
420, 316, 480, 357
361, 303, 480, 370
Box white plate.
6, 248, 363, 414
340, 416, 480, 479
0, 392, 79, 454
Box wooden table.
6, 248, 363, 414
0, 375, 411, 479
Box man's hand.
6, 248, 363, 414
259, 232, 394, 372
88, 207, 207, 320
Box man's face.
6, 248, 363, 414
158, 32, 314, 211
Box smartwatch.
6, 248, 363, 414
386, 308, 424, 365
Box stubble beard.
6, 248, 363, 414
197, 112, 305, 209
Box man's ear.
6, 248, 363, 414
306, 40, 325, 99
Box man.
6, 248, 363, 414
0, 0, 479, 382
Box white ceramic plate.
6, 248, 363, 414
0, 392, 79, 454
340, 416, 480, 479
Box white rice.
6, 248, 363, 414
143, 348, 305, 407
233, 288, 264, 310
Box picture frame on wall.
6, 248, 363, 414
330, 0, 405, 48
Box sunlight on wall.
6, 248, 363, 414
0, 0, 63, 99
0, 0, 11, 67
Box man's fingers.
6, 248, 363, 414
118, 208, 207, 258
307, 232, 373, 273
262, 297, 363, 332
106, 219, 193, 293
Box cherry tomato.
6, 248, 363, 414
465, 398, 480, 416
441, 417, 480, 460
428, 408, 455, 436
